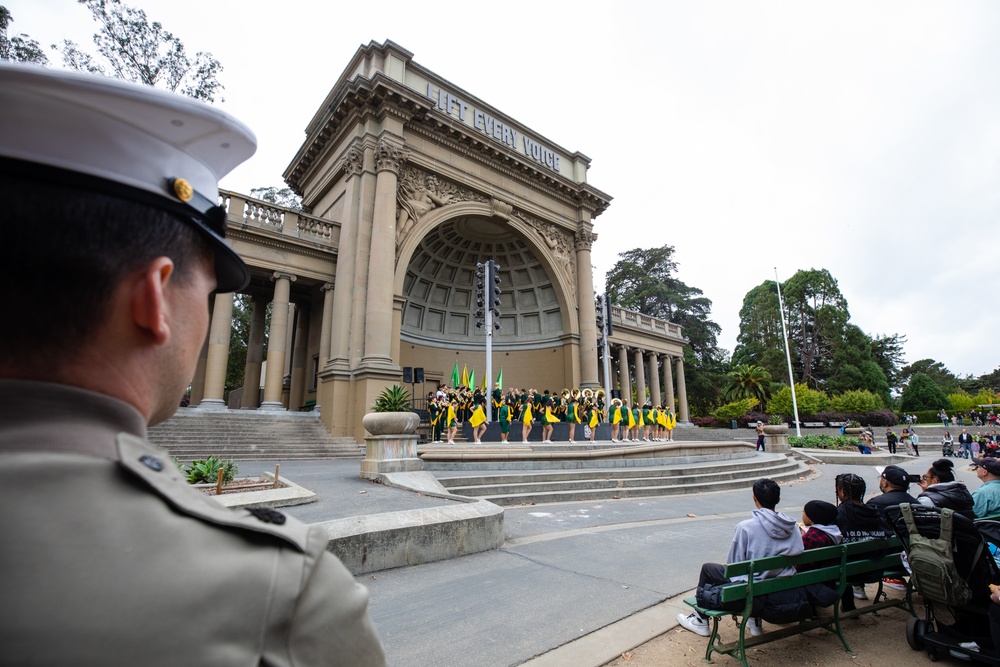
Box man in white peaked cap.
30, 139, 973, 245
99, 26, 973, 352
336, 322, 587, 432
0, 63, 385, 666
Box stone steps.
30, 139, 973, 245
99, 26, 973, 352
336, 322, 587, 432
434, 455, 809, 506
149, 408, 362, 462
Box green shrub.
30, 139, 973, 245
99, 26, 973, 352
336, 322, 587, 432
372, 385, 412, 412
900, 373, 951, 412
789, 434, 862, 450
830, 389, 882, 413
185, 456, 238, 485
712, 397, 759, 421
769, 384, 829, 416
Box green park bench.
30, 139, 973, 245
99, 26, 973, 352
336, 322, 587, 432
683, 537, 911, 667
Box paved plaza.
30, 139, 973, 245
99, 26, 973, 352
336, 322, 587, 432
239, 426, 974, 666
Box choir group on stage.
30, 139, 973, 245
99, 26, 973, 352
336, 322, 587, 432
426, 384, 677, 446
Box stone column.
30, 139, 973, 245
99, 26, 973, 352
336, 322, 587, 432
189, 336, 209, 406
574, 228, 599, 389
241, 295, 267, 409
676, 355, 690, 423
329, 147, 364, 369
361, 139, 404, 368
617, 344, 632, 405
633, 348, 647, 405
199, 291, 233, 410
318, 282, 335, 369
649, 352, 662, 407
261, 272, 295, 410
289, 306, 309, 411
664, 355, 676, 413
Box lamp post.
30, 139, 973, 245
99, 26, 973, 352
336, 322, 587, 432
476, 260, 502, 421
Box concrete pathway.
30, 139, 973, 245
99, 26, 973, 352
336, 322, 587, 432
239, 435, 975, 667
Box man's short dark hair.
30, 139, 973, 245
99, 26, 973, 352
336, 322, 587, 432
0, 176, 211, 371
752, 478, 781, 510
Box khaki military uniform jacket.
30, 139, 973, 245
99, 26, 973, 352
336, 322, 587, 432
0, 379, 385, 666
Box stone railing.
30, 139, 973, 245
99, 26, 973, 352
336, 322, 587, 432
610, 305, 684, 340
219, 190, 338, 247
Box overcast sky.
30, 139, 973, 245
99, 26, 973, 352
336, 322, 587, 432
9, 0, 1000, 378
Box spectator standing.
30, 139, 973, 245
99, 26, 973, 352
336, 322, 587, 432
959, 429, 974, 459
885, 429, 898, 455
910, 430, 920, 457
755, 420, 765, 452
0, 64, 385, 665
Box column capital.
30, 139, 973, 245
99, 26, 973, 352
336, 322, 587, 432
375, 139, 406, 175
322, 281, 336, 292
341, 145, 364, 177
271, 271, 297, 283
574, 229, 596, 251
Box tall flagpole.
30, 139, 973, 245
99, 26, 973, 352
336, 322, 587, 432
774, 268, 801, 437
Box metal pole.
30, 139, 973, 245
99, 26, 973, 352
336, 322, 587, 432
774, 268, 801, 437
601, 298, 612, 419
485, 260, 494, 423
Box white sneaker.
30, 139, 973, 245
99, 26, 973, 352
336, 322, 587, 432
569, 439, 575, 444
853, 585, 868, 600
677, 612, 710, 637
746, 617, 764, 637
522, 441, 529, 444
611, 438, 618, 443
475, 440, 481, 444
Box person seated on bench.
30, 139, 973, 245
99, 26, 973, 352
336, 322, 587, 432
868, 465, 919, 591
796, 500, 842, 571
972, 456, 1000, 518
835, 473, 889, 610
916, 458, 975, 520
677, 478, 804, 638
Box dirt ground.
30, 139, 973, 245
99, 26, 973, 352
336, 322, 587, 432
604, 589, 943, 667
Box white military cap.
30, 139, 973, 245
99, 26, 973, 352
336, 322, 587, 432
0, 62, 256, 292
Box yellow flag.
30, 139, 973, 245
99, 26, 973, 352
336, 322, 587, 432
470, 405, 486, 427
460, 364, 469, 389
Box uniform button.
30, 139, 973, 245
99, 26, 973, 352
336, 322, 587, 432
139, 454, 164, 472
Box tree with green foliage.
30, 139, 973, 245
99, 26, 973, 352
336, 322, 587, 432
830, 389, 883, 412
55, 0, 224, 102
732, 280, 788, 383
869, 333, 907, 390
781, 268, 849, 387
723, 364, 772, 406
901, 372, 951, 412
769, 383, 830, 416
0, 6, 48, 64
712, 397, 759, 421
899, 359, 959, 395
605, 245, 727, 416
250, 186, 302, 211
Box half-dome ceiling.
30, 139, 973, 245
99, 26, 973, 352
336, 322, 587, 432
401, 216, 564, 347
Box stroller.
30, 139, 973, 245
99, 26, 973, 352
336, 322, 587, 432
942, 440, 955, 457
881, 503, 1000, 663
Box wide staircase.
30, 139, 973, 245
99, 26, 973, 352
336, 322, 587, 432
149, 409, 362, 462
428, 449, 810, 506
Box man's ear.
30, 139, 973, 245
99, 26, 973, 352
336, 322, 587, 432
131, 257, 175, 345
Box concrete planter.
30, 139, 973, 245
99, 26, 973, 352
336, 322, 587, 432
763, 424, 789, 435
362, 411, 419, 436
844, 427, 863, 435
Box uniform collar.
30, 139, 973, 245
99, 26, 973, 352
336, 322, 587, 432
0, 379, 148, 459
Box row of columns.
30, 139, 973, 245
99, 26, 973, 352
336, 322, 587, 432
193, 271, 310, 412
609, 344, 689, 422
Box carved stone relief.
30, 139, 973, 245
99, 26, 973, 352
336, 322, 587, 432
513, 210, 576, 301
395, 166, 488, 247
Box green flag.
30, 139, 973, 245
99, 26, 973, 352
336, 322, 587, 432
451, 362, 460, 388
468, 368, 475, 391
496, 368, 503, 390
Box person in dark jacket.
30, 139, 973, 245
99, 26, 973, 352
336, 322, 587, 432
835, 473, 891, 610
867, 465, 920, 512
916, 458, 975, 520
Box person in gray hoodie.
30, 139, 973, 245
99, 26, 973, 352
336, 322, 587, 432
678, 478, 804, 637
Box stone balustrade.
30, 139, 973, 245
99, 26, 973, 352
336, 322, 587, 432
219, 189, 337, 246
610, 305, 683, 339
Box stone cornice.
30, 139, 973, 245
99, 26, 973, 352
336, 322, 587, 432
284, 73, 612, 219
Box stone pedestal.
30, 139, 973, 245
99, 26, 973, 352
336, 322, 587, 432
763, 425, 791, 453
360, 434, 422, 480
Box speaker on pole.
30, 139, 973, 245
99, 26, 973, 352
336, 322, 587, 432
402, 366, 413, 384
611, 389, 622, 400
414, 367, 424, 383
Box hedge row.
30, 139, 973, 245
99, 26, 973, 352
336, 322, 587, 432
693, 410, 900, 429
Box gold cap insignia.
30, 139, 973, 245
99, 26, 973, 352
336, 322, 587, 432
171, 177, 194, 202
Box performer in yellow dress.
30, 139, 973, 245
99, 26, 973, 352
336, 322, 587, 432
610, 398, 624, 443
470, 403, 488, 444
521, 397, 535, 444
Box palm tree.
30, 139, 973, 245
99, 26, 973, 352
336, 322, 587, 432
724, 364, 772, 407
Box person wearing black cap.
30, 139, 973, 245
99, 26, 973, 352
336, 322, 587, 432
866, 465, 919, 512
0, 64, 385, 665
972, 456, 1000, 518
